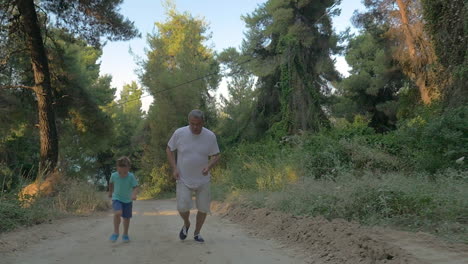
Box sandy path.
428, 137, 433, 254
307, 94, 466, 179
1, 200, 306, 264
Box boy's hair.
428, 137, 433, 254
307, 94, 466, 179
117, 156, 131, 168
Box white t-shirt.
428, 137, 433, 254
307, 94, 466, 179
168, 126, 220, 188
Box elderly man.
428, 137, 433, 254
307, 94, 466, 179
166, 109, 220, 243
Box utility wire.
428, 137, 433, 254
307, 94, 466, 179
103, 57, 253, 110
102, 2, 339, 110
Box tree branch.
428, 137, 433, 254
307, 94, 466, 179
0, 84, 34, 90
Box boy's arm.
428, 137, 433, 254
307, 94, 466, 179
108, 182, 114, 198
131, 186, 139, 200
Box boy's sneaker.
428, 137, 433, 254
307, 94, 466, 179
179, 226, 189, 240
122, 234, 130, 243
109, 233, 119, 242
194, 234, 205, 243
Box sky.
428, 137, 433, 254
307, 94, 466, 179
99, 0, 366, 111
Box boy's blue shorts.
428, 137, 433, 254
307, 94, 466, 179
112, 200, 133, 218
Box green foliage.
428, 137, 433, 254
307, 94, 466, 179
1, 30, 119, 183
421, 0, 467, 106
0, 196, 54, 232
260, 171, 468, 242
1, 0, 466, 246
213, 111, 467, 242
216, 48, 257, 144
0, 178, 108, 233
110, 81, 144, 159
54, 179, 109, 214
139, 164, 175, 199
242, 0, 340, 135
37, 0, 139, 46
214, 137, 468, 242
46, 34, 116, 179
139, 5, 220, 177
213, 139, 291, 191
1, 0, 139, 175
394, 106, 468, 172
335, 30, 407, 132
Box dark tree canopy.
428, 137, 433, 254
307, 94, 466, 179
0, 0, 139, 176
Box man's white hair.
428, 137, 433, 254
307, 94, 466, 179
188, 109, 205, 121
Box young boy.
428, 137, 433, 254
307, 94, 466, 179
108, 156, 139, 243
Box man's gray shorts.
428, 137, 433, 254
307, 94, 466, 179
176, 181, 211, 214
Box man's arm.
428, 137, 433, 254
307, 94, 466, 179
202, 153, 220, 175
166, 146, 180, 180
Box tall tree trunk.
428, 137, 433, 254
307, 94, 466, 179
16, 0, 58, 176
395, 0, 416, 58
395, 0, 431, 104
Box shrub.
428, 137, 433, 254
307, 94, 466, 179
1, 177, 109, 233
139, 164, 175, 199
395, 106, 468, 173
54, 179, 109, 214
0, 195, 53, 232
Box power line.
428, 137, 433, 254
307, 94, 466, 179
104, 57, 253, 110
103, 2, 339, 110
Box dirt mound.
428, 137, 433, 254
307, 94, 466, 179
213, 203, 417, 264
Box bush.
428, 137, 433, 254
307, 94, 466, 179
0, 178, 109, 233
297, 134, 350, 178
54, 179, 109, 214
139, 164, 175, 199
212, 107, 467, 242
213, 139, 291, 190
394, 106, 468, 173
0, 195, 53, 232
242, 170, 468, 243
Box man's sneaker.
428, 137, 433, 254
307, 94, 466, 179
122, 234, 130, 243
109, 233, 119, 242
179, 226, 189, 240
194, 234, 205, 243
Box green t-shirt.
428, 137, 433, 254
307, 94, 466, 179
110, 172, 138, 203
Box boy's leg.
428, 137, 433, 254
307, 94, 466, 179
114, 212, 122, 234
121, 202, 133, 236
123, 218, 130, 235
112, 200, 123, 234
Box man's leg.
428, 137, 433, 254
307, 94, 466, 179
179, 211, 190, 228
194, 182, 211, 236
177, 182, 193, 240
194, 211, 207, 235
177, 182, 192, 228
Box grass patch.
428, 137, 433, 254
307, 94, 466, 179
0, 178, 109, 233
54, 179, 109, 214
211, 119, 468, 243
0, 195, 56, 232
214, 169, 468, 243
138, 187, 175, 200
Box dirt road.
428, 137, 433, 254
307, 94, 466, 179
2, 199, 468, 264
1, 200, 307, 264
